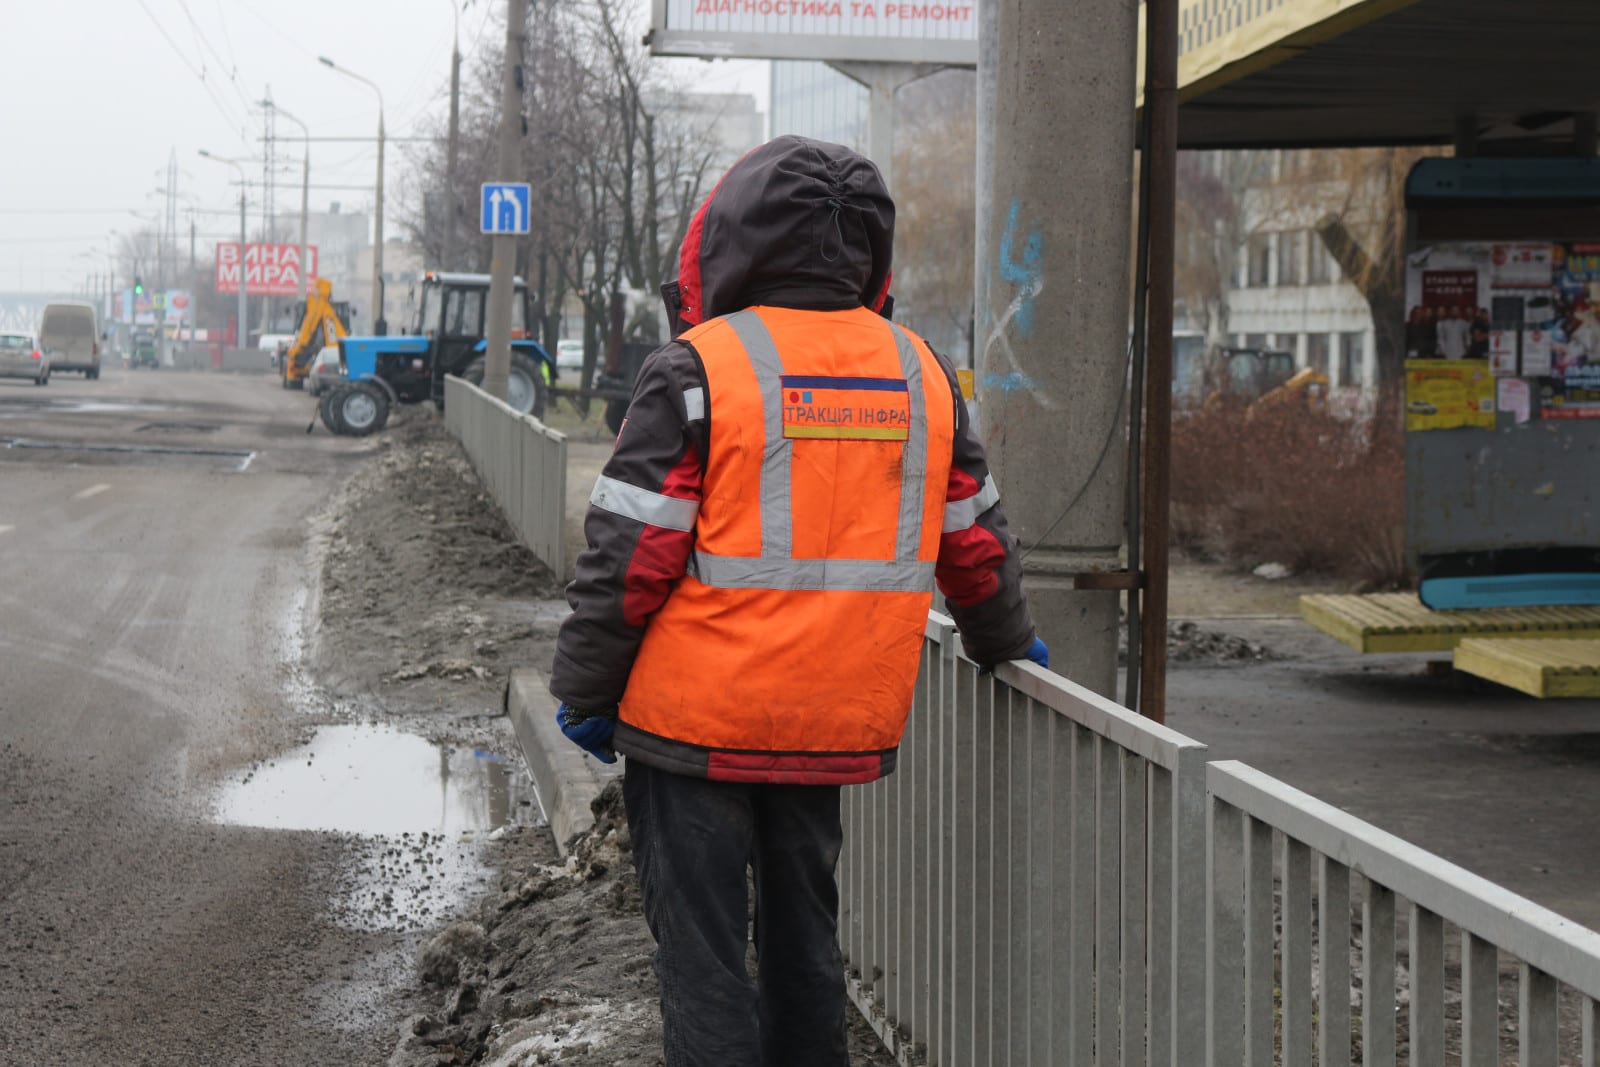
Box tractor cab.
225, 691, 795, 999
412, 271, 538, 407
1218, 347, 1298, 402
328, 272, 553, 436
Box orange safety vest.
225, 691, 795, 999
615, 305, 957, 785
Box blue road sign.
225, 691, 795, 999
480, 182, 532, 236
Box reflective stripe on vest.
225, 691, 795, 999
694, 309, 934, 592
591, 474, 699, 532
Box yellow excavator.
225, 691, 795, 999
1203, 346, 1329, 415
280, 278, 349, 390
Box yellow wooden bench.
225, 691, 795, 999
1453, 639, 1600, 699
1300, 593, 1600, 655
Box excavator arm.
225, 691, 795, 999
284, 279, 349, 382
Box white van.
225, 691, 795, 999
38, 302, 101, 379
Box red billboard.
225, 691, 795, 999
214, 243, 320, 296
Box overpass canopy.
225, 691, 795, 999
1152, 0, 1600, 149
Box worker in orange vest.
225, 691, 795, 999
551, 135, 1044, 1066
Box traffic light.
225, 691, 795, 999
134, 277, 145, 296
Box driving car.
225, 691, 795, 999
37, 301, 100, 379
0, 332, 51, 385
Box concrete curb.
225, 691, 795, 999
506, 667, 622, 856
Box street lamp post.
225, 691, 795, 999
198, 150, 250, 352
318, 56, 386, 334
263, 100, 314, 312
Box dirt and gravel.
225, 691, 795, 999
312, 409, 893, 1065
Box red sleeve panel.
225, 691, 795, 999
622, 446, 702, 628
936, 467, 1006, 606
552, 343, 710, 709
928, 350, 1036, 667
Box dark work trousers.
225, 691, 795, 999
623, 758, 849, 1067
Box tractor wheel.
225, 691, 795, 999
335, 382, 390, 437
87, 368, 99, 381
462, 353, 548, 418
318, 390, 344, 435
605, 398, 627, 435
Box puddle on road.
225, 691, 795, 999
215, 723, 537, 932
216, 722, 528, 835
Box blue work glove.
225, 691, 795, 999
556, 703, 618, 764
1023, 636, 1049, 670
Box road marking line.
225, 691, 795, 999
0, 525, 13, 535
72, 484, 111, 501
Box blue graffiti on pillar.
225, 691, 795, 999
997, 199, 1043, 335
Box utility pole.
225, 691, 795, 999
199, 150, 250, 354
976, 0, 1137, 699
444, 0, 462, 266
266, 100, 314, 320
483, 0, 527, 403
262, 90, 277, 332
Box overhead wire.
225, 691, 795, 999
175, 0, 255, 112
132, 0, 251, 143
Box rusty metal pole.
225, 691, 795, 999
1138, 0, 1179, 723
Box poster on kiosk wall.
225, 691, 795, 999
1403, 240, 1600, 423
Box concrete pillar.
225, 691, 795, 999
828, 61, 943, 195
978, 0, 1136, 698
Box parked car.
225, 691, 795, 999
556, 338, 584, 372
37, 301, 100, 379
257, 333, 296, 370
0, 332, 50, 385
305, 346, 343, 397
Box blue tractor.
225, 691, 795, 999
321, 271, 554, 436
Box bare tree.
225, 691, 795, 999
892, 70, 978, 361
1313, 146, 1438, 421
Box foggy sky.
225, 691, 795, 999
2, 0, 768, 292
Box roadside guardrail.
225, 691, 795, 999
443, 375, 567, 579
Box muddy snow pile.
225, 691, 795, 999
313, 408, 568, 725
1118, 617, 1277, 665
388, 783, 897, 1066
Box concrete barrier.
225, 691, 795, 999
443, 374, 568, 578
505, 668, 621, 855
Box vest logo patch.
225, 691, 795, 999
780, 375, 910, 441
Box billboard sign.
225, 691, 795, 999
648, 0, 976, 64
214, 243, 320, 297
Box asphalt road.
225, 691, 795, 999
0, 366, 401, 1064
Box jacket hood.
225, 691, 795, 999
666, 135, 895, 333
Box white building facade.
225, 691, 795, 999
1183, 150, 1381, 394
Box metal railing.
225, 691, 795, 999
443, 375, 568, 578
840, 611, 1209, 1066
844, 614, 1600, 1065
1207, 760, 1600, 1067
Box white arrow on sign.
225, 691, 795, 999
489, 188, 503, 232
502, 189, 523, 233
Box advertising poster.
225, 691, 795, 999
214, 243, 320, 297
1405, 358, 1496, 432
1404, 245, 1492, 362
1406, 240, 1600, 418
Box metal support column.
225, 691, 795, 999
484, 0, 528, 403
1138, 0, 1179, 722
